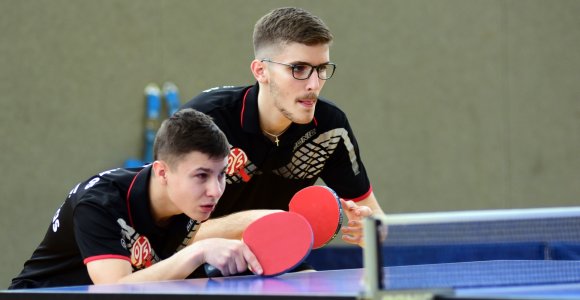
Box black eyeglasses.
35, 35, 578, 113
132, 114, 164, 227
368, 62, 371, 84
261, 59, 336, 80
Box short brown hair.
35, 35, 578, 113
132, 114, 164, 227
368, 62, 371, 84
154, 108, 229, 168
253, 7, 333, 57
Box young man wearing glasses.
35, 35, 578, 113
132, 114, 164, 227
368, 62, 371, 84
182, 7, 384, 251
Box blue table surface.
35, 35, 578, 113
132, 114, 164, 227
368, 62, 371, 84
4, 260, 580, 299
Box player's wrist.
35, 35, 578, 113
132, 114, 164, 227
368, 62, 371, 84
183, 240, 207, 269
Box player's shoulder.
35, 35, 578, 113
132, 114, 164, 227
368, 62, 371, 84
66, 167, 141, 207
182, 85, 249, 114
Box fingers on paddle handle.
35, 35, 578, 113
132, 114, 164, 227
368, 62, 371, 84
204, 260, 262, 278
243, 246, 263, 275
204, 263, 222, 278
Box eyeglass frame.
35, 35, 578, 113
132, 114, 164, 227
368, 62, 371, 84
260, 59, 337, 80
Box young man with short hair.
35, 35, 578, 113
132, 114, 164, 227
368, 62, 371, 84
10, 108, 262, 289
183, 7, 384, 247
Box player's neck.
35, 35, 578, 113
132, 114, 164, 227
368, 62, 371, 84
257, 92, 292, 135
148, 174, 177, 227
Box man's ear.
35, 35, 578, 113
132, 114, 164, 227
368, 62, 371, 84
152, 161, 168, 184
250, 59, 268, 84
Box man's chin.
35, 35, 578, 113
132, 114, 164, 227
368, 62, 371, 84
289, 111, 315, 124
192, 211, 212, 222
295, 115, 315, 124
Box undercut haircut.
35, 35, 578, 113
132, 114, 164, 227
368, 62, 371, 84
154, 108, 229, 168
253, 7, 333, 58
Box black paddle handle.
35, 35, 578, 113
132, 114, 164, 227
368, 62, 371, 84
204, 263, 222, 277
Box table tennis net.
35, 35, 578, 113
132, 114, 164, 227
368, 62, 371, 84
361, 207, 580, 297
382, 211, 580, 246
382, 260, 580, 290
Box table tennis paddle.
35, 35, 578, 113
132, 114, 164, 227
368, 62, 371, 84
289, 186, 343, 249
205, 211, 313, 277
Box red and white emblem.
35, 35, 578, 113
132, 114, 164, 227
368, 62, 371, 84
131, 235, 152, 269
227, 148, 251, 182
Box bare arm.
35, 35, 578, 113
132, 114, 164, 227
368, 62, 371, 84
191, 195, 384, 247
192, 209, 283, 242
86, 238, 262, 284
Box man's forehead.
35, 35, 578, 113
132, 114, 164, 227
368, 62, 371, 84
271, 42, 330, 62
173, 152, 228, 172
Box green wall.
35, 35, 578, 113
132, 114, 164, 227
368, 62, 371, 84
1, 0, 579, 287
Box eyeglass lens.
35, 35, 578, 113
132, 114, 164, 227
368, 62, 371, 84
292, 64, 335, 80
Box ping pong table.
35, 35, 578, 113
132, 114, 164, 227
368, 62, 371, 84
2, 260, 580, 299
6, 207, 580, 299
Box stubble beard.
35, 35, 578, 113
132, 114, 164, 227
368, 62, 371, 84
270, 79, 317, 125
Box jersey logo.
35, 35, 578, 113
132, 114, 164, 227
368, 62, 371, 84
118, 218, 160, 270
51, 208, 61, 233
84, 177, 100, 190
293, 128, 317, 152
227, 148, 251, 182
131, 235, 153, 269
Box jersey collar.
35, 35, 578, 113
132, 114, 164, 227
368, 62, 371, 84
125, 165, 153, 229
239, 83, 261, 134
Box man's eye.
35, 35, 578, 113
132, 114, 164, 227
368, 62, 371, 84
292, 65, 310, 74
195, 173, 208, 180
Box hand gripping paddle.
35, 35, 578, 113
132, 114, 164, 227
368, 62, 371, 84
289, 186, 343, 249
205, 186, 341, 277
205, 211, 313, 277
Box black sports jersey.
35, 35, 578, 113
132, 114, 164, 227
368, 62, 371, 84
182, 84, 372, 219
10, 166, 199, 289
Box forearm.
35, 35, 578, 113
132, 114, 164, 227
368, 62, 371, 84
88, 245, 204, 285
119, 246, 203, 283
193, 209, 283, 242
118, 238, 261, 281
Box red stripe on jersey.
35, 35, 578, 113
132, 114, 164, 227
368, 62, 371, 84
240, 88, 251, 128
84, 254, 130, 265
125, 169, 143, 227
347, 185, 373, 202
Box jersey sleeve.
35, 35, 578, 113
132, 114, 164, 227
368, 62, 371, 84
73, 193, 130, 264
320, 116, 372, 201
